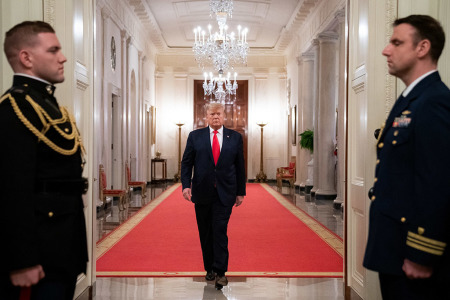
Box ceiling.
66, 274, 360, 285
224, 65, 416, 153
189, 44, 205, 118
129, 0, 320, 55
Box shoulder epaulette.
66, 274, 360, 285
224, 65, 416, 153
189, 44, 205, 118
1, 86, 29, 105
9, 86, 26, 94
6, 85, 29, 95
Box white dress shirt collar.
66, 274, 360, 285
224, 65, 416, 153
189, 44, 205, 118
402, 70, 437, 97
15, 73, 52, 85
209, 126, 223, 135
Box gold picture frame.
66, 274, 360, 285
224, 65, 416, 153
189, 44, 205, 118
151, 106, 156, 144
291, 105, 297, 145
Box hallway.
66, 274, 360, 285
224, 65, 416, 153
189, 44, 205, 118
3, 1, 450, 299
93, 183, 344, 300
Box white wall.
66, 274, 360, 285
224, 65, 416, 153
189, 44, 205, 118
0, 0, 43, 91
250, 72, 288, 179
155, 70, 190, 180
155, 52, 287, 180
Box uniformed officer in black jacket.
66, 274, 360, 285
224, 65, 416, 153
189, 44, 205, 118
364, 15, 450, 299
0, 21, 88, 299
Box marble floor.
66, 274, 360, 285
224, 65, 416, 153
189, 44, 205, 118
93, 182, 345, 300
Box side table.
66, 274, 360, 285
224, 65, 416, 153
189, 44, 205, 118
151, 158, 167, 182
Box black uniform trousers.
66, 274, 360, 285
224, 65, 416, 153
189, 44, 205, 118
194, 190, 233, 276
379, 273, 450, 300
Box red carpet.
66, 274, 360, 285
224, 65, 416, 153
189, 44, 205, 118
96, 183, 343, 277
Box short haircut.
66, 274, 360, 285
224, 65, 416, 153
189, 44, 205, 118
3, 21, 55, 65
205, 102, 225, 113
394, 15, 445, 62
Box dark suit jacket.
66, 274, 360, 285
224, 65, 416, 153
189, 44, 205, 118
0, 76, 88, 280
363, 72, 450, 280
181, 126, 246, 206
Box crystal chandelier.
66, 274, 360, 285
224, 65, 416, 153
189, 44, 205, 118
193, 0, 248, 73
203, 71, 238, 103
193, 23, 248, 73
194, 0, 248, 102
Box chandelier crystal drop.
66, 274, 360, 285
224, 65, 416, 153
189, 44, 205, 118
203, 71, 238, 103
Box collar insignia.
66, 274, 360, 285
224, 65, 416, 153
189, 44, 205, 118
46, 85, 53, 95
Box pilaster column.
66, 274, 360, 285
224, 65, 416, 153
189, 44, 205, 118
315, 31, 338, 200
334, 10, 346, 207
297, 52, 316, 191
311, 39, 320, 196
43, 0, 56, 27
121, 29, 130, 158
137, 50, 144, 178
101, 7, 112, 172
102, 9, 112, 78
295, 58, 302, 188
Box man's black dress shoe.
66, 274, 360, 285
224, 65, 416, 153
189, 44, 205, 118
215, 275, 228, 290
205, 271, 216, 281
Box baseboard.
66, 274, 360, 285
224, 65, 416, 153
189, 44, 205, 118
75, 284, 94, 300
315, 193, 337, 200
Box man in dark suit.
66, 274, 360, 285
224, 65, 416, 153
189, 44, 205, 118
364, 15, 450, 299
0, 21, 88, 299
181, 102, 246, 290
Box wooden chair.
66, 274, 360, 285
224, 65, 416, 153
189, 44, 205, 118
99, 164, 127, 210
125, 160, 147, 199
276, 159, 296, 189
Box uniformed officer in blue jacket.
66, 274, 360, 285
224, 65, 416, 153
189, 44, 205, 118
364, 15, 450, 299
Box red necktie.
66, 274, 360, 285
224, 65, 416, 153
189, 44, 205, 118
212, 130, 220, 165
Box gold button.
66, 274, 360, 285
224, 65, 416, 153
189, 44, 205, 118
378, 143, 384, 148
418, 227, 425, 235
64, 128, 69, 133
392, 140, 397, 145
374, 177, 378, 183
401, 217, 406, 223
394, 130, 399, 136
371, 196, 376, 201
23, 84, 28, 87
48, 212, 54, 217
376, 159, 380, 164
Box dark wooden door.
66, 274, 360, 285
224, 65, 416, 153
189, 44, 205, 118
193, 80, 248, 178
